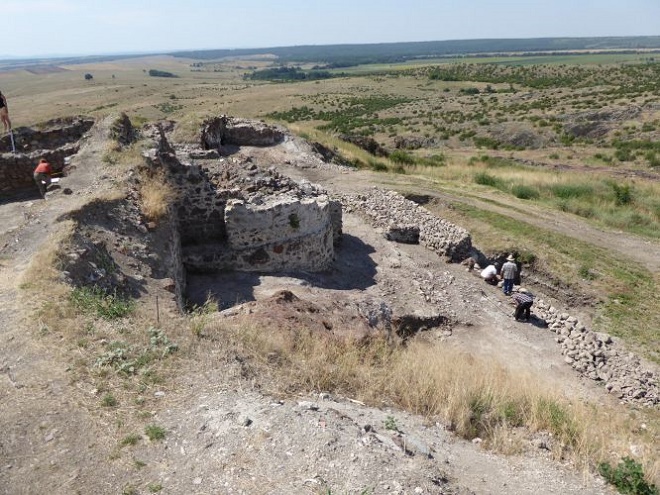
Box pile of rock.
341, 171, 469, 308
533, 298, 659, 406
337, 188, 472, 262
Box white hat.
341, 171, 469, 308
507, 254, 515, 261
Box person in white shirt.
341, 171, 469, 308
480, 264, 500, 285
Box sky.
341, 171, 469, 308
1, 0, 659, 59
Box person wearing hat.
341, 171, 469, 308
33, 158, 54, 198
500, 254, 518, 295
511, 289, 534, 321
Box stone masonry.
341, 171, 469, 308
528, 294, 658, 407
0, 116, 94, 194
142, 119, 340, 275
338, 187, 472, 262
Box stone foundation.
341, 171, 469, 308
338, 188, 472, 262
0, 116, 93, 194
142, 120, 340, 276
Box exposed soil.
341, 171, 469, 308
2, 119, 658, 494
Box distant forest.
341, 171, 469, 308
171, 36, 660, 66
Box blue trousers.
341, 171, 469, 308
503, 278, 514, 295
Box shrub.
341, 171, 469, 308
598, 457, 658, 495
611, 183, 634, 206
615, 148, 634, 162
101, 393, 118, 407
368, 159, 388, 172
550, 183, 594, 200
474, 172, 503, 189
389, 150, 416, 165
70, 286, 134, 320
511, 184, 540, 200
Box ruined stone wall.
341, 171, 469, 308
0, 146, 76, 194
0, 116, 93, 194
200, 116, 284, 150
338, 188, 472, 262
531, 297, 659, 406
184, 195, 335, 273
142, 120, 339, 275
0, 117, 93, 154
174, 180, 229, 246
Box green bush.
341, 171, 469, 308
148, 69, 177, 78
389, 150, 416, 165
611, 183, 634, 206
550, 183, 594, 200
511, 184, 540, 200
145, 425, 166, 442
474, 172, 504, 189
368, 159, 388, 172
70, 286, 134, 320
598, 457, 658, 495
615, 148, 634, 162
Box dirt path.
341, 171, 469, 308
259, 142, 660, 273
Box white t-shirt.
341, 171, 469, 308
481, 265, 497, 279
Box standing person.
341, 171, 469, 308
511, 290, 534, 321
33, 158, 53, 198
0, 90, 11, 133
500, 254, 518, 295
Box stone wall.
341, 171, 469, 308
0, 116, 93, 194
142, 120, 340, 275
338, 188, 472, 262
0, 145, 77, 194
0, 116, 93, 154
531, 295, 658, 406
201, 115, 285, 150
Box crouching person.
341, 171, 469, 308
512, 290, 534, 321
33, 158, 53, 198
480, 264, 500, 285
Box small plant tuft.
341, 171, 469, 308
384, 415, 399, 432
101, 393, 118, 407
120, 434, 141, 447
145, 424, 166, 442
70, 286, 134, 320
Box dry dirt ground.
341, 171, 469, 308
3, 119, 658, 494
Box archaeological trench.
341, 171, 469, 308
0, 114, 657, 407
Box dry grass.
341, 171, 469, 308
19, 221, 77, 327
140, 172, 177, 222
199, 316, 659, 485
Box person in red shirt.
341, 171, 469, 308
33, 158, 54, 198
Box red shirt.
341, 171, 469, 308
34, 161, 53, 174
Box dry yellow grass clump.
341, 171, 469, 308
140, 173, 177, 222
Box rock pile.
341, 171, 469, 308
533, 297, 659, 406
337, 188, 472, 262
